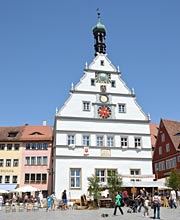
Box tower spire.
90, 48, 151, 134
92, 9, 106, 56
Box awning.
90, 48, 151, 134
122, 181, 166, 188
0, 184, 17, 191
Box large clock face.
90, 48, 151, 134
98, 106, 111, 118
95, 72, 111, 84
99, 95, 108, 103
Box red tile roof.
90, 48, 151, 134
162, 119, 180, 150
0, 126, 25, 141
21, 125, 52, 141
0, 125, 52, 141
150, 123, 159, 148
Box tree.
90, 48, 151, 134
167, 169, 180, 190
105, 170, 123, 201
87, 175, 102, 207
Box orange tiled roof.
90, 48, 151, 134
150, 123, 159, 148
162, 119, 180, 150
20, 125, 52, 141
0, 125, 52, 141
0, 126, 25, 141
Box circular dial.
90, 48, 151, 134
99, 95, 108, 103
99, 73, 108, 82
98, 106, 111, 118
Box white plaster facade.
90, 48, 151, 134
53, 51, 154, 199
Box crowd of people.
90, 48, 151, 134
112, 188, 179, 219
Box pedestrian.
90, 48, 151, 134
0, 194, 3, 211
38, 191, 44, 208
138, 188, 145, 212
62, 190, 68, 210
143, 196, 149, 217
113, 191, 124, 216
152, 191, 161, 219
51, 192, 57, 210
169, 189, 177, 209
46, 195, 52, 212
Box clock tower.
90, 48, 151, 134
92, 10, 106, 56
53, 12, 155, 200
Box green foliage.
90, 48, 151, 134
105, 171, 123, 200
167, 170, 180, 190
87, 175, 102, 206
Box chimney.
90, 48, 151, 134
43, 120, 47, 126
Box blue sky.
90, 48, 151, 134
0, 0, 179, 126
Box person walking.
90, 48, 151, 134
152, 191, 161, 219
46, 195, 52, 212
113, 191, 124, 216
138, 188, 145, 212
38, 191, 43, 208
62, 190, 68, 210
51, 192, 57, 210
170, 189, 177, 209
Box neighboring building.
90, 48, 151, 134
150, 123, 159, 152
20, 124, 53, 196
53, 13, 155, 200
152, 119, 180, 180
0, 126, 24, 191
0, 124, 53, 195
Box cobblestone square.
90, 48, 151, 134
0, 206, 179, 220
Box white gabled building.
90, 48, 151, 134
53, 13, 154, 199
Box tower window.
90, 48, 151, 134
91, 79, 95, 86
111, 80, 116, 88
83, 101, 90, 111
100, 60, 104, 66
118, 104, 126, 113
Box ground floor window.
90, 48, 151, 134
70, 168, 81, 188
95, 169, 117, 183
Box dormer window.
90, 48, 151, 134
8, 132, 18, 137
30, 132, 43, 136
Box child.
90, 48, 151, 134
143, 196, 149, 217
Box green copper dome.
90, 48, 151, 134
92, 12, 106, 33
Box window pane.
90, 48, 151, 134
13, 159, 19, 167
0, 144, 5, 150
107, 136, 113, 147
83, 135, 90, 146
14, 144, 20, 150
70, 168, 81, 188
37, 157, 42, 165
43, 156, 47, 165
68, 135, 75, 145
7, 144, 12, 150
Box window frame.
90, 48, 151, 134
70, 168, 81, 189
82, 135, 90, 147
96, 135, 104, 147
107, 136, 114, 147
82, 101, 91, 111
67, 135, 75, 145
118, 103, 126, 113
6, 159, 11, 167
121, 136, 128, 148
134, 137, 142, 148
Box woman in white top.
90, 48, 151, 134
152, 191, 161, 219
